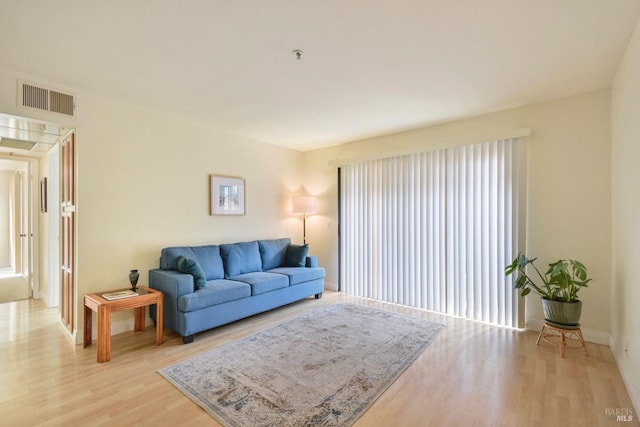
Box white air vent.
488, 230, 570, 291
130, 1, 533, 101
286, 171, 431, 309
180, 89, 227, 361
17, 80, 76, 117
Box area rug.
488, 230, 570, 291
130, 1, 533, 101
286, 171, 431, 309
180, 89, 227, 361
158, 302, 444, 426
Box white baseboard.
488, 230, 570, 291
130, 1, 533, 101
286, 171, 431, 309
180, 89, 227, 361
525, 318, 610, 345
59, 318, 78, 345
324, 281, 338, 292
610, 336, 640, 412
39, 293, 50, 308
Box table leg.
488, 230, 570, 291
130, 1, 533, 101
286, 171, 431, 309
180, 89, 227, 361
83, 303, 92, 348
134, 307, 145, 332
97, 305, 111, 363
155, 295, 163, 345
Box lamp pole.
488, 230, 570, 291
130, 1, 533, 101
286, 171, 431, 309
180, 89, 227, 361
292, 195, 316, 245
302, 213, 307, 245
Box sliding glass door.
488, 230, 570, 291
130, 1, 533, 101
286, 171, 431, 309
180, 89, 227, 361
340, 138, 526, 328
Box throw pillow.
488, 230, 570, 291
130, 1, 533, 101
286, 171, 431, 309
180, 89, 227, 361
177, 256, 207, 289
285, 244, 309, 267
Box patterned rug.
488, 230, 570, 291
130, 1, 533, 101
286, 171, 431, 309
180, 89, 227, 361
159, 302, 444, 426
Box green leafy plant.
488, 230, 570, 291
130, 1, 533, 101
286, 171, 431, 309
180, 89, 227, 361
505, 253, 592, 302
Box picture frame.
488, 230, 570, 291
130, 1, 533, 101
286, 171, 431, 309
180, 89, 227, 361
210, 175, 245, 215
40, 177, 47, 213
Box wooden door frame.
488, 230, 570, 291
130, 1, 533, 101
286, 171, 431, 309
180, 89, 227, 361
60, 132, 76, 335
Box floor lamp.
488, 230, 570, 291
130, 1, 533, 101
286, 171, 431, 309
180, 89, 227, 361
292, 196, 317, 245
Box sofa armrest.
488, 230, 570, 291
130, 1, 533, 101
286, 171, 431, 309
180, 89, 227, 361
149, 269, 195, 298
306, 255, 319, 268
149, 269, 195, 332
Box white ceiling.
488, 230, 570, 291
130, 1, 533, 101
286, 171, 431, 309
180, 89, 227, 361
1, 0, 639, 151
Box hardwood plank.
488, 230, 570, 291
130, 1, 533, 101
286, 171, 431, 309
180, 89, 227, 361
0, 294, 636, 426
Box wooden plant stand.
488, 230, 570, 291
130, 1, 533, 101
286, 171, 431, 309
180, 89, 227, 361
536, 321, 588, 358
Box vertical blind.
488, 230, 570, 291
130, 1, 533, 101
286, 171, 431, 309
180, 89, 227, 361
340, 138, 526, 328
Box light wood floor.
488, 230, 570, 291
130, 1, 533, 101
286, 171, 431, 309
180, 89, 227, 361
0, 292, 637, 427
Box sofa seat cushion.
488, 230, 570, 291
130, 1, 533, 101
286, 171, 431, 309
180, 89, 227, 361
267, 267, 326, 286
178, 279, 251, 312
258, 238, 291, 270
232, 272, 289, 296
220, 241, 262, 278
161, 245, 224, 280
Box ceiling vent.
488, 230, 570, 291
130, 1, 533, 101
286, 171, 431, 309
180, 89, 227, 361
17, 80, 76, 117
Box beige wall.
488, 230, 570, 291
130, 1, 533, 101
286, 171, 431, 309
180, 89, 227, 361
304, 90, 612, 335
611, 17, 640, 410
0, 66, 306, 339
0, 63, 623, 367
0, 67, 615, 341
74, 93, 305, 335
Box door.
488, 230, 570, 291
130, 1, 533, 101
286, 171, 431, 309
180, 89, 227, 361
11, 171, 24, 275
10, 168, 30, 279
60, 133, 75, 333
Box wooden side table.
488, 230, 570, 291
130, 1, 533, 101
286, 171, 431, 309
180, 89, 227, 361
83, 286, 163, 363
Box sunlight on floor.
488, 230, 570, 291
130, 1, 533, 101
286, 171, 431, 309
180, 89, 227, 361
0, 271, 29, 303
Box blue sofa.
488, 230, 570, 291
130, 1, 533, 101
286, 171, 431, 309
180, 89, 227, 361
149, 238, 325, 343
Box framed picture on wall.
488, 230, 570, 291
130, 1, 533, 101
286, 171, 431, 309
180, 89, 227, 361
40, 177, 47, 213
210, 175, 245, 215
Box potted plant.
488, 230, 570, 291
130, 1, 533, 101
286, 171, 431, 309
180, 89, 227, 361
505, 253, 592, 326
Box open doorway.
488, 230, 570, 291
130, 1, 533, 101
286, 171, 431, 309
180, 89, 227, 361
0, 158, 30, 302
0, 113, 71, 311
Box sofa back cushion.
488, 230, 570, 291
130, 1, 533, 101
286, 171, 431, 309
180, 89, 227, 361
160, 245, 224, 280
160, 247, 196, 270
220, 241, 262, 278
258, 238, 291, 270
190, 245, 225, 280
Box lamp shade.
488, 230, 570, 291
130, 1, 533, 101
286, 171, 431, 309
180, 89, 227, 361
292, 196, 317, 215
